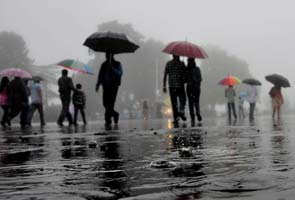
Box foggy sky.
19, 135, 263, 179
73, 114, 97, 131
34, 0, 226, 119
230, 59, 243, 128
1, 0, 295, 101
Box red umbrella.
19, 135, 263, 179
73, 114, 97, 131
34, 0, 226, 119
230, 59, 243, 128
219, 76, 241, 86
162, 41, 208, 59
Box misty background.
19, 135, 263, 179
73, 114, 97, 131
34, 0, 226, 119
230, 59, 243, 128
1, 0, 295, 121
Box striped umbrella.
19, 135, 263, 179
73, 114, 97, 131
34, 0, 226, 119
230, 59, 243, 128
219, 76, 241, 86
57, 59, 94, 75
0, 68, 32, 78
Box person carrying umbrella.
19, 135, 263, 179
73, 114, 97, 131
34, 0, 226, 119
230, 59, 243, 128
96, 52, 122, 128
0, 77, 10, 127
185, 58, 202, 127
269, 85, 283, 120
225, 85, 237, 121
163, 55, 187, 126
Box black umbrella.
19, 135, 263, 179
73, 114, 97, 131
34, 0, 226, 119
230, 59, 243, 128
265, 74, 290, 88
83, 31, 139, 54
242, 78, 262, 86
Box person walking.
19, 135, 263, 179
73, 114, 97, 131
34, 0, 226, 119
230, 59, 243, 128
163, 55, 186, 126
96, 52, 122, 129
269, 85, 283, 119
0, 77, 10, 127
9, 77, 30, 127
27, 79, 45, 126
57, 69, 75, 126
246, 85, 258, 120
185, 58, 202, 127
238, 95, 245, 120
225, 85, 237, 121
72, 83, 86, 125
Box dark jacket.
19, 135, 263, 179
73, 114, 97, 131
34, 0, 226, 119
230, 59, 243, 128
9, 78, 29, 105
186, 64, 202, 88
72, 90, 86, 106
96, 60, 123, 88
58, 76, 75, 97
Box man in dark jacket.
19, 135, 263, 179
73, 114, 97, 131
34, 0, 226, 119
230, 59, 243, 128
57, 69, 75, 126
186, 58, 202, 126
163, 55, 186, 125
96, 52, 122, 128
9, 77, 29, 127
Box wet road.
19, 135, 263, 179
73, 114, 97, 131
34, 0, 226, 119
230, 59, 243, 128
0, 116, 295, 199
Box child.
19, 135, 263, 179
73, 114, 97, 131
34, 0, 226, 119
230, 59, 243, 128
238, 95, 245, 120
72, 83, 86, 125
225, 85, 237, 120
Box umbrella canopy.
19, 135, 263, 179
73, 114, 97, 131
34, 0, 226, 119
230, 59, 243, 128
57, 59, 94, 75
83, 31, 139, 54
219, 76, 241, 86
162, 41, 208, 59
265, 74, 290, 87
242, 78, 262, 86
0, 68, 32, 78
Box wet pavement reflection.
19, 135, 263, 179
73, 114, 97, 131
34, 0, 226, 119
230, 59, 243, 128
0, 117, 295, 199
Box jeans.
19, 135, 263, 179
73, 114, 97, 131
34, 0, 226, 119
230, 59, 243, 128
74, 105, 86, 124
28, 103, 45, 125
187, 86, 202, 121
169, 87, 186, 121
57, 95, 73, 124
227, 102, 237, 120
103, 85, 119, 124
249, 103, 256, 120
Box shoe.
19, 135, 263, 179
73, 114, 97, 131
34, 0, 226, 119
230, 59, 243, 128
57, 121, 64, 127
197, 113, 202, 122
1, 121, 6, 127
113, 112, 119, 124
179, 112, 187, 121
105, 123, 112, 130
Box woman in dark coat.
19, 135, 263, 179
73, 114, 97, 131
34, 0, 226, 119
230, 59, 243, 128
186, 58, 202, 126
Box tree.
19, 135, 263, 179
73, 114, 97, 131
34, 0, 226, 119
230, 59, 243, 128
201, 45, 252, 113
0, 31, 33, 70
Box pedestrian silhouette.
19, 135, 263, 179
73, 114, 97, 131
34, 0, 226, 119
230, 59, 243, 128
9, 77, 29, 127
72, 83, 86, 125
27, 79, 45, 126
96, 52, 122, 129
57, 69, 75, 126
225, 85, 237, 121
163, 55, 186, 126
185, 58, 202, 127
269, 85, 283, 120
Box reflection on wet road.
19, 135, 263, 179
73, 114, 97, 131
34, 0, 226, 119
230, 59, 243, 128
0, 117, 295, 199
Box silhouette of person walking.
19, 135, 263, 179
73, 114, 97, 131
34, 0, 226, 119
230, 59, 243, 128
73, 83, 86, 125
9, 77, 29, 127
163, 55, 186, 125
185, 58, 202, 126
28, 79, 45, 126
57, 69, 75, 126
96, 52, 122, 129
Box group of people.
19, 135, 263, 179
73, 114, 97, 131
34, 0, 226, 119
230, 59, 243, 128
0, 76, 45, 127
163, 55, 202, 127
0, 51, 285, 128
225, 85, 258, 121
225, 84, 284, 122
